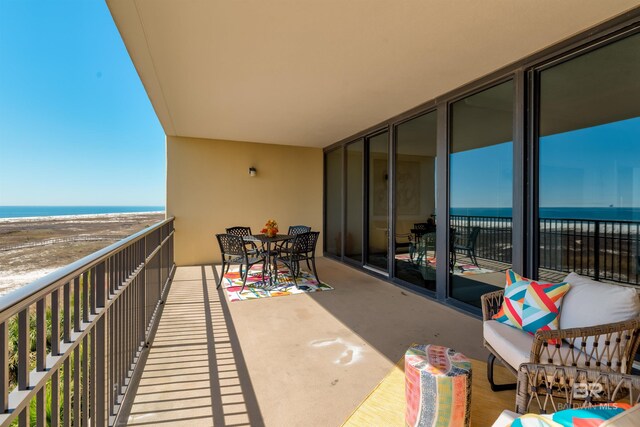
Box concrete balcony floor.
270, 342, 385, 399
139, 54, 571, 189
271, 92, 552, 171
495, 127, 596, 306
120, 257, 514, 426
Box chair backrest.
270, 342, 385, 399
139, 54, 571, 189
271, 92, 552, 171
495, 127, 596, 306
226, 226, 252, 237
290, 231, 319, 255
216, 233, 246, 257
414, 222, 428, 230
288, 225, 311, 235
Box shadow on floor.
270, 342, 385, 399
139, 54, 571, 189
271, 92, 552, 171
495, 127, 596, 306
119, 266, 264, 426
301, 258, 489, 362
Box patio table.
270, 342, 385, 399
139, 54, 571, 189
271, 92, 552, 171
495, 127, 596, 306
244, 234, 294, 287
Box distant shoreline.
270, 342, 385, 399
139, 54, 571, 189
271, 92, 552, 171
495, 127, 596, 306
0, 211, 165, 223
0, 205, 165, 219
0, 211, 166, 297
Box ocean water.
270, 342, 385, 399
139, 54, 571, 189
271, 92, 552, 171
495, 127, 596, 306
450, 207, 640, 222
0, 206, 165, 219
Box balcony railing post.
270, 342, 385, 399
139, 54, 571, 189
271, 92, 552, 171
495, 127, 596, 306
140, 238, 147, 345
94, 261, 106, 427
18, 308, 29, 425
36, 297, 47, 427
0, 321, 7, 414
594, 220, 601, 281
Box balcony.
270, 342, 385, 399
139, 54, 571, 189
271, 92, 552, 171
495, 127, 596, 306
0, 219, 519, 426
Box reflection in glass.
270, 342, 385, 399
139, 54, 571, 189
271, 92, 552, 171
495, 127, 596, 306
325, 149, 342, 257
449, 81, 514, 308
538, 33, 640, 285
394, 112, 437, 290
345, 140, 363, 262
367, 132, 389, 270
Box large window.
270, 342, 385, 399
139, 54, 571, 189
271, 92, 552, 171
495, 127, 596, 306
449, 81, 514, 307
325, 148, 342, 257
323, 20, 640, 315
394, 112, 438, 290
345, 139, 364, 262
537, 33, 640, 285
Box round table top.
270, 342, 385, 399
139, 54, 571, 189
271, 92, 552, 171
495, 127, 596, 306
246, 233, 294, 243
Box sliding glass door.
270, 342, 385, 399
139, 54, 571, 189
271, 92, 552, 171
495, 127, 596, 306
366, 131, 390, 271
324, 148, 342, 257
394, 111, 438, 290
537, 33, 640, 285
449, 81, 514, 308
345, 139, 364, 263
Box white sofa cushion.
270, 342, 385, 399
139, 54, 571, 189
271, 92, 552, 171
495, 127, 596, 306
560, 272, 640, 362
560, 272, 640, 330
484, 320, 534, 370
484, 320, 593, 370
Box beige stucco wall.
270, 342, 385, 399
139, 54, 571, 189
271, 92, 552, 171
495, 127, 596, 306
166, 136, 323, 266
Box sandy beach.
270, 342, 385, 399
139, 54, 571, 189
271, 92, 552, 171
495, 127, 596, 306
0, 212, 165, 296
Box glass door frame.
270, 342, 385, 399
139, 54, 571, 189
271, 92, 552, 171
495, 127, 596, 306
389, 108, 439, 294
343, 138, 365, 268
363, 128, 391, 275
443, 75, 525, 314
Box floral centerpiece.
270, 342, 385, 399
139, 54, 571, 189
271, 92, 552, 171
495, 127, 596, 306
261, 219, 279, 237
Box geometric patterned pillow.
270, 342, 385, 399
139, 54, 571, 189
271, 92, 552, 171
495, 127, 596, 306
493, 270, 570, 345
521, 281, 570, 340
492, 270, 531, 329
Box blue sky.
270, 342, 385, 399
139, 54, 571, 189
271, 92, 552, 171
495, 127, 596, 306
450, 118, 640, 209
450, 141, 513, 209
539, 118, 640, 208
0, 1, 165, 206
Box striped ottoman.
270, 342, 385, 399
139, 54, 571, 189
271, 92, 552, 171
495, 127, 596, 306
405, 344, 472, 427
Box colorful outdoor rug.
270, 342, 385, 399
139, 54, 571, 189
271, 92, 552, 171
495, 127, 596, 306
394, 254, 494, 276
220, 264, 333, 302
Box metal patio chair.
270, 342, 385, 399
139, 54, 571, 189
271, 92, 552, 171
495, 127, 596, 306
216, 233, 266, 292
453, 226, 480, 266
277, 225, 312, 259
288, 225, 311, 235
226, 225, 259, 255
276, 231, 320, 288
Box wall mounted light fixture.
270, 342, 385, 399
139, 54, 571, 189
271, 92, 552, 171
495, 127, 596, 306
249, 167, 257, 177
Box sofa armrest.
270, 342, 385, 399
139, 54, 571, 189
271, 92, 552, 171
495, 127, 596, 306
530, 317, 640, 373
515, 363, 640, 414
481, 290, 504, 321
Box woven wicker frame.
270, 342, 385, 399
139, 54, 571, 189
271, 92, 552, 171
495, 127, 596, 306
515, 363, 640, 414
481, 289, 640, 379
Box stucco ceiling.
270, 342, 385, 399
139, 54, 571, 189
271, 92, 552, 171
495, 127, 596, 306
106, 0, 640, 148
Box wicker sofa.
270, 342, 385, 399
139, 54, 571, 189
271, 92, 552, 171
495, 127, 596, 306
481, 272, 640, 391
491, 363, 640, 427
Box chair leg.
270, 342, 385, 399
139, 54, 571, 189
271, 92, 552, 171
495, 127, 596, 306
305, 258, 312, 271
217, 261, 226, 289
291, 265, 298, 289
471, 249, 478, 266
487, 353, 516, 392
240, 264, 249, 293
311, 257, 320, 284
